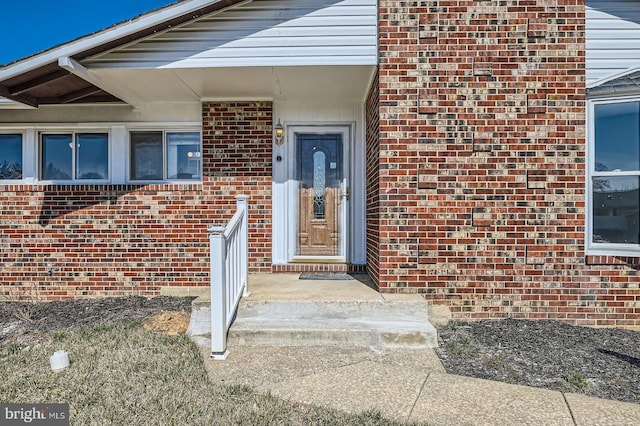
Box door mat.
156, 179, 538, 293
299, 272, 355, 281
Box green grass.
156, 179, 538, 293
0, 323, 415, 425
482, 352, 506, 369
564, 371, 589, 393
444, 336, 475, 356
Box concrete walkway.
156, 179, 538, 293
200, 345, 640, 425
193, 274, 640, 425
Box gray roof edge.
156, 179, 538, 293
0, 0, 246, 81
587, 66, 640, 90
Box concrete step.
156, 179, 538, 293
189, 298, 438, 349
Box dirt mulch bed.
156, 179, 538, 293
436, 318, 640, 404
143, 311, 191, 335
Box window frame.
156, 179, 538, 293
0, 131, 25, 183
127, 128, 202, 183
587, 95, 640, 256
38, 130, 111, 184
0, 124, 202, 185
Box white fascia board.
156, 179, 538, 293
0, 97, 36, 110
0, 0, 248, 81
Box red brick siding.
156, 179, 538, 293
365, 70, 381, 288
377, 1, 640, 328
202, 101, 273, 273
0, 101, 272, 300
1, 184, 212, 299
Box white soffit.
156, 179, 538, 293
90, 65, 375, 102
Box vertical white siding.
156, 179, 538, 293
85, 0, 377, 69
587, 1, 640, 86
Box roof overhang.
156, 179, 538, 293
586, 66, 640, 97
0, 0, 250, 109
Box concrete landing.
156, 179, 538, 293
187, 273, 440, 349
231, 299, 437, 348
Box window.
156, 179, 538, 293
130, 132, 163, 180
76, 134, 109, 180
589, 99, 640, 253
313, 151, 326, 219
40, 133, 108, 181
0, 134, 23, 180
130, 131, 201, 181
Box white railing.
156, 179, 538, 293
209, 194, 249, 360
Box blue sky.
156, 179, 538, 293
0, 0, 177, 65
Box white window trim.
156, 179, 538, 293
0, 131, 26, 184
0, 123, 202, 185
37, 129, 112, 184
126, 127, 203, 184
587, 95, 640, 257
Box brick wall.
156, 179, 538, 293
365, 70, 381, 287
202, 101, 273, 273
377, 0, 639, 329
0, 101, 272, 300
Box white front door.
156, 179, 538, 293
288, 127, 350, 261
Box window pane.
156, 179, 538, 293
593, 177, 640, 244
167, 132, 200, 180
313, 151, 326, 219
0, 134, 23, 180
130, 132, 163, 180
42, 134, 72, 180
76, 133, 108, 180
594, 102, 640, 171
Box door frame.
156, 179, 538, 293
286, 124, 352, 263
